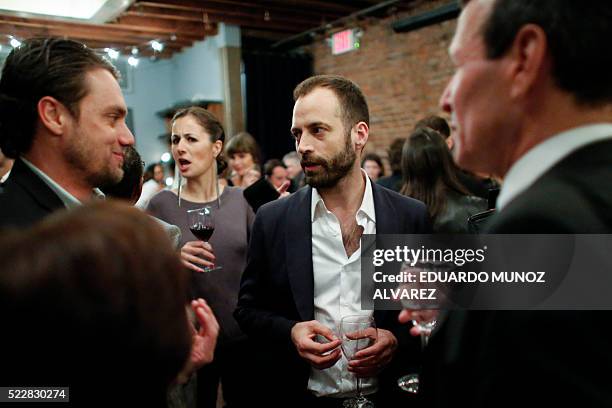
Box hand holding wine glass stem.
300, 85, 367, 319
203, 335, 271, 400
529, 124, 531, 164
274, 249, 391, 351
180, 240, 216, 273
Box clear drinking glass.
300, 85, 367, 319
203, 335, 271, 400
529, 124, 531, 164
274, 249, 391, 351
339, 314, 377, 408
396, 260, 444, 394
396, 317, 437, 394
186, 206, 222, 272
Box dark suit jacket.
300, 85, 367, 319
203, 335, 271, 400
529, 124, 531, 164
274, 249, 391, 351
422, 139, 612, 407
0, 158, 66, 229
234, 182, 431, 406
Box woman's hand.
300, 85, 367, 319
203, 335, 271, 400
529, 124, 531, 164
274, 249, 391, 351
180, 240, 216, 273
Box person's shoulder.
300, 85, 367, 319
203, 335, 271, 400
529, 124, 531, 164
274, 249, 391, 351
149, 189, 175, 203
223, 185, 255, 207
488, 176, 608, 233
456, 193, 487, 210
258, 186, 309, 217
374, 182, 427, 212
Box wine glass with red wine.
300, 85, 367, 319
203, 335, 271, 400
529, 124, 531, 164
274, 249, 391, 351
187, 206, 221, 272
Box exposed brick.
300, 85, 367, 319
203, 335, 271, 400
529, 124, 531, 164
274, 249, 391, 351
309, 0, 456, 162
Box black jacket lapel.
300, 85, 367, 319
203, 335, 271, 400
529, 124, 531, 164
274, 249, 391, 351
285, 187, 315, 321
10, 159, 65, 213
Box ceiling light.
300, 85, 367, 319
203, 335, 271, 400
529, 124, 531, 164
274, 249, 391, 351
9, 36, 21, 48
0, 0, 107, 20
104, 47, 119, 59
151, 40, 164, 52
160, 152, 171, 163
131, 47, 138, 55
127, 56, 139, 67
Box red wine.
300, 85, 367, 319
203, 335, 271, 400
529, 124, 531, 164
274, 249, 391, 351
190, 226, 214, 242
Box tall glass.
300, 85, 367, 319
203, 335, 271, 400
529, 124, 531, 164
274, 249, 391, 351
396, 260, 444, 394
339, 315, 377, 408
396, 317, 437, 394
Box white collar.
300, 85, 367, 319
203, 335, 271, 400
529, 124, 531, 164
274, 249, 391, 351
311, 169, 376, 223
497, 123, 612, 210
20, 157, 105, 208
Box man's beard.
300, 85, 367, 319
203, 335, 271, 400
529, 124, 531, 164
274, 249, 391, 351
64, 128, 124, 190
301, 131, 356, 189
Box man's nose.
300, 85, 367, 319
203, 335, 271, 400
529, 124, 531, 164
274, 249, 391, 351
120, 126, 135, 146
297, 134, 313, 155
439, 77, 454, 114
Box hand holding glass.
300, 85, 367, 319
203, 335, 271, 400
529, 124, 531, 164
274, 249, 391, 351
340, 315, 377, 408
187, 206, 222, 272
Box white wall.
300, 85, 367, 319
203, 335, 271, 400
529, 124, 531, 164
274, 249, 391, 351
124, 58, 173, 165
123, 24, 239, 165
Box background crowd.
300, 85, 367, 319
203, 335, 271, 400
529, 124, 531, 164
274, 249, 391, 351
0, 1, 611, 407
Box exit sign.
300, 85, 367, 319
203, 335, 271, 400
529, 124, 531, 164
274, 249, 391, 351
331, 29, 360, 55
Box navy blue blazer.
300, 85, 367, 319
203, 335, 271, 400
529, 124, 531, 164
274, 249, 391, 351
234, 182, 431, 404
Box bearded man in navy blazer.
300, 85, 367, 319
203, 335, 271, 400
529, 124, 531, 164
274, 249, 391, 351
235, 75, 430, 407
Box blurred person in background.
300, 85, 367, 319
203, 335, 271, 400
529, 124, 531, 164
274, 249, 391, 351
283, 151, 304, 192
0, 202, 218, 407
400, 127, 486, 232
361, 152, 385, 182
224, 131, 261, 188
242, 164, 262, 188
376, 138, 404, 192
263, 159, 289, 191
136, 162, 165, 208
415, 114, 499, 202
102, 145, 181, 248
146, 107, 255, 408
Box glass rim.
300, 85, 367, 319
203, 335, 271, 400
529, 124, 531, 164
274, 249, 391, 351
339, 314, 375, 323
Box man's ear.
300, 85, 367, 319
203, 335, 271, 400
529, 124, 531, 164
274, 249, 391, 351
507, 23, 549, 100
353, 121, 369, 152
37, 96, 71, 136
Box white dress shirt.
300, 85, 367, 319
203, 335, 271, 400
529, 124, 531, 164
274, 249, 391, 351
307, 171, 378, 397
497, 123, 612, 210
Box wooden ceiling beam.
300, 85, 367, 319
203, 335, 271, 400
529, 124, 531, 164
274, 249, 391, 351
136, 0, 346, 21
122, 9, 203, 22
0, 14, 203, 41
84, 38, 184, 50
116, 14, 217, 35
0, 22, 195, 48
255, 0, 357, 13
127, 6, 324, 27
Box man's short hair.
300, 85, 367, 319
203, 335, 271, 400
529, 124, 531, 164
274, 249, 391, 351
102, 146, 144, 202
283, 151, 299, 164
0, 38, 118, 159
387, 138, 405, 173
464, 0, 612, 105
414, 115, 451, 139
293, 74, 370, 132
264, 159, 286, 177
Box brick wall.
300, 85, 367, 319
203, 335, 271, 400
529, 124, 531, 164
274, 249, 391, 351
309, 0, 457, 160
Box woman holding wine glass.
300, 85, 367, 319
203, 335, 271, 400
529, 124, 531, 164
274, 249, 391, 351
147, 106, 255, 408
